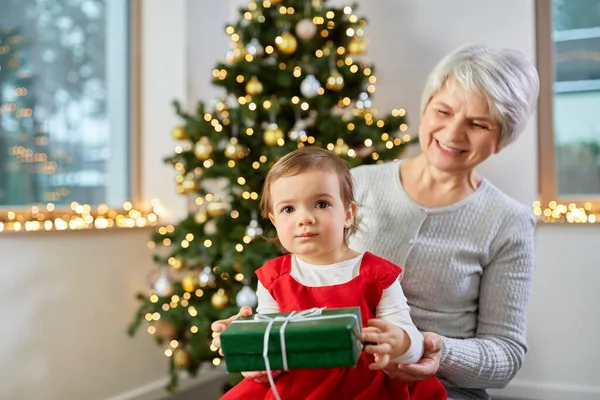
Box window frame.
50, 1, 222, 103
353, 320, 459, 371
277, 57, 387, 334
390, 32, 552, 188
535, 0, 600, 220
0, 0, 150, 233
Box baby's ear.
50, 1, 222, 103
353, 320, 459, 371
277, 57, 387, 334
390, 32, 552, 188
344, 202, 357, 228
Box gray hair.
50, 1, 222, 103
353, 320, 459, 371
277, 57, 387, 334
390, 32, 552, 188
420, 43, 539, 150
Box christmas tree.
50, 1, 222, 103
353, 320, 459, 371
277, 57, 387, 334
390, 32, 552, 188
128, 0, 414, 392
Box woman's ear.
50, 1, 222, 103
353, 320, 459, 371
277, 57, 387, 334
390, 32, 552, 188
344, 202, 357, 228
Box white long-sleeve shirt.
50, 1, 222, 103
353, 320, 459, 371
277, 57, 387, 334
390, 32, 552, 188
256, 252, 424, 364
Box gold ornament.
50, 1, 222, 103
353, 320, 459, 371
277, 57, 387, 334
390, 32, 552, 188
194, 210, 208, 224
207, 201, 227, 217
264, 124, 284, 146
245, 76, 263, 96
348, 36, 368, 55
275, 32, 297, 55
154, 320, 177, 340
326, 70, 345, 91
194, 136, 213, 160
211, 288, 229, 310
333, 138, 350, 156
182, 273, 199, 292
231, 42, 247, 63
224, 138, 247, 160
172, 348, 190, 369
171, 126, 189, 140
177, 175, 197, 195
170, 257, 185, 270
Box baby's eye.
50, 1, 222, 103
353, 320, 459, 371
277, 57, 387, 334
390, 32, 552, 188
282, 206, 294, 214
316, 201, 330, 209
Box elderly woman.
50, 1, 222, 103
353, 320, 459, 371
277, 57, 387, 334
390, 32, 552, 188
213, 43, 539, 400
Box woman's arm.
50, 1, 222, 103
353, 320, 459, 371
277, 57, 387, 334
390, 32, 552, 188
437, 210, 535, 389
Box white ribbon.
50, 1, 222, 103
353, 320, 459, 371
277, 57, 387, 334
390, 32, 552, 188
232, 307, 360, 400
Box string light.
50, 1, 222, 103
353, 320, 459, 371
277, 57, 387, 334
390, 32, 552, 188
0, 200, 164, 233
533, 201, 599, 224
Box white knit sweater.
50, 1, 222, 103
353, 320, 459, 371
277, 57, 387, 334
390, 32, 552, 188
348, 160, 535, 400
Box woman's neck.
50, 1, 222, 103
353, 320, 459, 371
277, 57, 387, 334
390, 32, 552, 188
415, 154, 481, 192
401, 154, 482, 208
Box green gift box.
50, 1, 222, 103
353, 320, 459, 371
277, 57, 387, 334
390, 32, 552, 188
220, 307, 363, 372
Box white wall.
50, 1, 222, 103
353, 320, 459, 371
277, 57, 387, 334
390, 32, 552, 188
0, 1, 193, 399
2, 1, 598, 400
185, 1, 600, 400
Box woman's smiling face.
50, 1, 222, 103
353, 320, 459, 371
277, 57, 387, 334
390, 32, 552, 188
419, 77, 501, 174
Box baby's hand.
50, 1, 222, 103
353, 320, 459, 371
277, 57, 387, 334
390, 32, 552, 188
241, 370, 283, 383
361, 319, 408, 370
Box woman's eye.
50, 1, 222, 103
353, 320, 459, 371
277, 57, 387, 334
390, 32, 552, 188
282, 206, 294, 214
316, 201, 329, 209
472, 123, 489, 130
436, 109, 449, 116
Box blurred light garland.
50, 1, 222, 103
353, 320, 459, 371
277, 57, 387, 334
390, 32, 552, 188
0, 199, 165, 233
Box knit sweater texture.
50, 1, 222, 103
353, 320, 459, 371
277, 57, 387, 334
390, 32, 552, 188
348, 160, 535, 400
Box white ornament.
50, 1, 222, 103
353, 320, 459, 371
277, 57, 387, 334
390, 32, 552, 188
246, 38, 264, 56
245, 219, 263, 239
295, 19, 317, 40
199, 266, 216, 286
204, 220, 217, 235
356, 92, 372, 108
154, 270, 173, 297
288, 119, 309, 140
300, 74, 321, 98
236, 285, 258, 308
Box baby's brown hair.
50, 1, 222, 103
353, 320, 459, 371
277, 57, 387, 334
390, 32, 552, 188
260, 147, 359, 244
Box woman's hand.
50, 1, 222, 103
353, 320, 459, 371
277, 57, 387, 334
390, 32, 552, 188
210, 306, 253, 356
361, 319, 409, 370
383, 332, 442, 381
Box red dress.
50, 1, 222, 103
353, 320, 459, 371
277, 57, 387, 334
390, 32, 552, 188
221, 252, 447, 400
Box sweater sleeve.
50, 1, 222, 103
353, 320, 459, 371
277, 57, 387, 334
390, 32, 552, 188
437, 208, 535, 389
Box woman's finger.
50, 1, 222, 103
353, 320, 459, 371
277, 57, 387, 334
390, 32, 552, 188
396, 362, 435, 379
383, 368, 419, 381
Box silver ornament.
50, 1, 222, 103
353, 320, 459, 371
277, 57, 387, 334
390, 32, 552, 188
199, 266, 216, 287
288, 119, 309, 140
356, 92, 372, 108
300, 74, 321, 98
236, 285, 258, 308
246, 38, 264, 56
154, 270, 173, 297
245, 219, 263, 239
